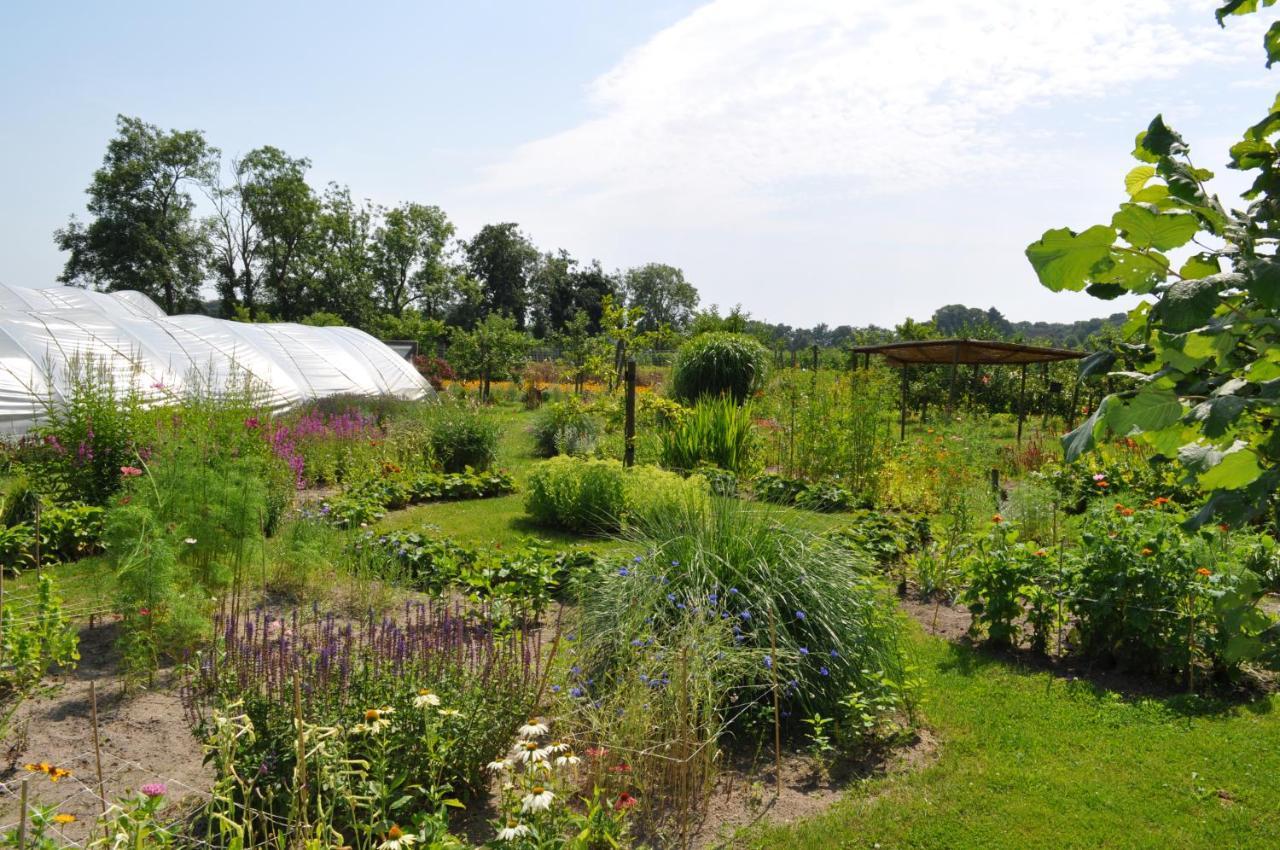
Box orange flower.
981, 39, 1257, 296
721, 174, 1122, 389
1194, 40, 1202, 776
1096, 481, 1108, 488
1197, 568, 1212, 577
1114, 503, 1126, 512
991, 514, 1004, 524
1152, 497, 1171, 506
1141, 548, 1153, 557
1033, 549, 1047, 557
1218, 523, 1230, 533
1120, 508, 1135, 517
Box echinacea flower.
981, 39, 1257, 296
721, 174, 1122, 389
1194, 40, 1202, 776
140, 783, 166, 798
414, 690, 441, 708
378, 824, 418, 850
616, 792, 637, 810
120, 466, 143, 477
521, 786, 555, 812
436, 708, 463, 718
514, 741, 549, 764
487, 759, 513, 773
518, 718, 549, 739
545, 740, 569, 754
555, 751, 581, 767
496, 821, 531, 841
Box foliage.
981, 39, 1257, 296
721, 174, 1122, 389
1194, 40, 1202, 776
1025, 3, 1280, 530
580, 497, 912, 727
826, 509, 930, 565
960, 519, 1057, 651
671, 332, 770, 404
372, 202, 455, 317
361, 530, 593, 609
622, 263, 700, 333
192, 603, 539, 848
424, 401, 500, 472
524, 457, 707, 535
532, 397, 602, 458
322, 468, 516, 528
658, 395, 759, 475
414, 354, 456, 391
448, 314, 530, 400
464, 222, 540, 330
0, 575, 79, 698
753, 473, 861, 513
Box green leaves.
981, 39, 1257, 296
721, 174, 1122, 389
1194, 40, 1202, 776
1106, 387, 1184, 436
1111, 205, 1198, 251
1151, 277, 1225, 333
1025, 226, 1115, 292
1199, 445, 1261, 489
1061, 398, 1109, 462
1139, 116, 1188, 158
1216, 0, 1277, 27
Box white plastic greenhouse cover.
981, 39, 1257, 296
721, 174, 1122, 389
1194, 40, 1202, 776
0, 282, 434, 435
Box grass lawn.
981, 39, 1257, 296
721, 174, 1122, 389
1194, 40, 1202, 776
743, 626, 1280, 850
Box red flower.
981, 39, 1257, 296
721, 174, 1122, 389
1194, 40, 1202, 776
118, 495, 132, 506
120, 466, 143, 477
585, 747, 608, 758
608, 763, 632, 774
139, 608, 150, 616
991, 514, 1004, 524
1218, 523, 1230, 533
616, 792, 637, 809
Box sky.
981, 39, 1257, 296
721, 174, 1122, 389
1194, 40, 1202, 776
1, 0, 1276, 328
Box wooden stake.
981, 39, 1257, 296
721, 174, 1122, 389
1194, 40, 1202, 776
623, 359, 637, 468
17, 778, 28, 850
1016, 363, 1028, 448
90, 681, 109, 840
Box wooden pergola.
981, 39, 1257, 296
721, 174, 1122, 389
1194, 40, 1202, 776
848, 339, 1086, 444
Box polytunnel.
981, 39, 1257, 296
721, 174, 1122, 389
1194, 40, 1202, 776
0, 282, 433, 435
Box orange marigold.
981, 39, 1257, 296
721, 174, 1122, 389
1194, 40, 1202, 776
1197, 568, 1212, 577
1141, 548, 1154, 556
991, 514, 1004, 524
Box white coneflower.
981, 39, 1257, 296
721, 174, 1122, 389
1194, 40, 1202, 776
521, 786, 555, 812
184, 537, 197, 545
413, 690, 441, 709
545, 740, 569, 754
555, 751, 581, 767
377, 825, 418, 850
436, 708, 463, 718
495, 821, 530, 841
353, 707, 394, 735
513, 740, 549, 764
517, 718, 549, 739
486, 759, 512, 774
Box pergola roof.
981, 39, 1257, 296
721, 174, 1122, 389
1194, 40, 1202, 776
848, 338, 1085, 367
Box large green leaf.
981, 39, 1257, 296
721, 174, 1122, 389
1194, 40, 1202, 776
1124, 165, 1156, 197
1106, 387, 1184, 435
1190, 395, 1247, 437
1151, 277, 1224, 332
1025, 226, 1115, 292
1179, 254, 1221, 280
1199, 445, 1262, 489
1140, 115, 1189, 158
1062, 397, 1110, 462
1112, 204, 1198, 251
1245, 260, 1280, 309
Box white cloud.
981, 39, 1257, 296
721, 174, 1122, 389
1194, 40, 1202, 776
459, 0, 1265, 325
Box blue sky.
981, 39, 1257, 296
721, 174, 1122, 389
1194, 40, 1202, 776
2, 1, 1276, 327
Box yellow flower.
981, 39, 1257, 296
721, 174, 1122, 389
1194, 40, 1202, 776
53, 813, 77, 824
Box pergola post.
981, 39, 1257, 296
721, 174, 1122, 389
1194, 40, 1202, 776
1016, 362, 1028, 447
899, 365, 909, 440
1068, 366, 1082, 430
947, 344, 961, 417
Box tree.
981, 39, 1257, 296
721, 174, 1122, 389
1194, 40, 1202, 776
206, 155, 263, 317
622, 263, 700, 332
303, 183, 378, 325
240, 146, 319, 321
372, 202, 455, 317
530, 251, 617, 338
448, 314, 529, 401
1025, 1, 1280, 529
555, 310, 611, 394
55, 115, 218, 314
464, 223, 539, 329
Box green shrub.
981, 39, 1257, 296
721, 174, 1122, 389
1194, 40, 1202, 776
753, 473, 807, 505
531, 397, 601, 457
671, 332, 770, 404
425, 401, 500, 472
658, 396, 758, 474
959, 519, 1055, 651
794, 480, 857, 513
623, 464, 710, 526
525, 457, 627, 534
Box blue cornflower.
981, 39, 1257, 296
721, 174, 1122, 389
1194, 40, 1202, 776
739, 610, 752, 621
570, 686, 585, 697
799, 647, 809, 656
819, 666, 830, 677
570, 665, 582, 676
631, 639, 644, 647
671, 559, 680, 567
728, 587, 738, 595
795, 610, 806, 621
676, 603, 686, 610
763, 655, 773, 669
829, 649, 839, 659
666, 593, 677, 603
633, 555, 643, 563
639, 674, 650, 683
708, 593, 718, 604
619, 567, 630, 577
551, 684, 562, 693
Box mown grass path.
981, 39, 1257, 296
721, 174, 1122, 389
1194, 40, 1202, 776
745, 627, 1280, 849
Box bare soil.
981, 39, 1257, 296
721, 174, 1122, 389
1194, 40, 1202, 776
0, 622, 211, 843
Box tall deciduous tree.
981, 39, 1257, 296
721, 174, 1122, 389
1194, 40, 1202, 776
622, 263, 699, 333
463, 223, 539, 329
372, 202, 455, 317
448, 314, 529, 400
304, 183, 378, 325
240, 146, 318, 321
55, 115, 218, 314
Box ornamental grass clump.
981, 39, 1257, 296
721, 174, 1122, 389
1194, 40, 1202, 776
579, 496, 912, 729
670, 332, 770, 404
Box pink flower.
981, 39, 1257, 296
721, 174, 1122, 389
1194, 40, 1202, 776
1092, 473, 1106, 482
120, 466, 143, 477
140, 783, 166, 798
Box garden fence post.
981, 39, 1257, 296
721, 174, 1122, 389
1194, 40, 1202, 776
1016, 363, 1028, 447
899, 365, 908, 440
623, 359, 637, 468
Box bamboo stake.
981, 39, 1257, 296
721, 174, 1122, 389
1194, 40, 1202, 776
293, 671, 308, 831
768, 612, 782, 799
90, 681, 109, 840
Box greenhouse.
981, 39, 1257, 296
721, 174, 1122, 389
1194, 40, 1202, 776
0, 282, 432, 434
